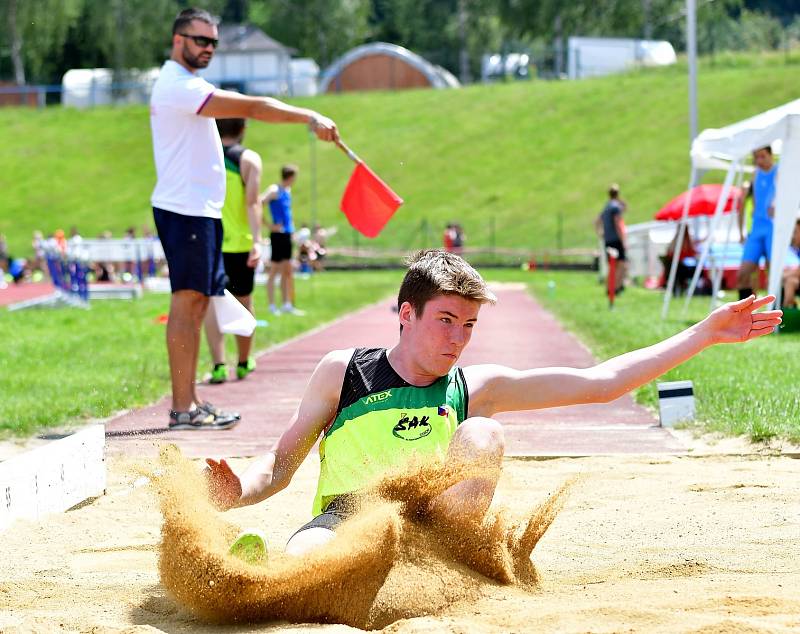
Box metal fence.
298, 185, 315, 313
0, 72, 320, 109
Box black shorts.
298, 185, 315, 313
153, 207, 227, 296
270, 232, 293, 262
289, 495, 357, 540
222, 251, 255, 297
605, 240, 627, 262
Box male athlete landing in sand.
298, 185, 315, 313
206, 250, 782, 556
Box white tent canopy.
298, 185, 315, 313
662, 98, 800, 317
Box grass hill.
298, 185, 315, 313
1, 54, 798, 258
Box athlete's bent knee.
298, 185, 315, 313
284, 527, 336, 557
454, 417, 505, 456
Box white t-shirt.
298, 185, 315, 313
150, 60, 224, 218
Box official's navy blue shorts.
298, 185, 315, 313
153, 207, 227, 296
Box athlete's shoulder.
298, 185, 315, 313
305, 349, 355, 405
316, 348, 356, 379
240, 147, 262, 170
262, 183, 279, 201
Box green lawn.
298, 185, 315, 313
1, 53, 799, 259
487, 269, 800, 443
0, 270, 402, 437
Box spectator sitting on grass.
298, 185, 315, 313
93, 230, 115, 282
297, 238, 316, 275
782, 218, 800, 308
662, 224, 704, 295
9, 257, 30, 284
311, 224, 332, 271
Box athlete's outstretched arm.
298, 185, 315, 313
205, 349, 351, 510
466, 296, 782, 417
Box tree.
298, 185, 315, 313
5, 0, 25, 84
0, 0, 84, 84
368, 0, 503, 79
497, 0, 671, 41
260, 0, 371, 67
82, 0, 176, 80
61, 0, 227, 83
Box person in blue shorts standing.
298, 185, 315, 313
737, 146, 777, 300
263, 165, 304, 316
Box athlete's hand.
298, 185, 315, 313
701, 295, 782, 345
309, 114, 339, 143
204, 458, 242, 511
248, 243, 261, 268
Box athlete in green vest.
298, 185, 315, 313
204, 118, 263, 383
206, 250, 781, 557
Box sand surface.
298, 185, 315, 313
1, 451, 799, 633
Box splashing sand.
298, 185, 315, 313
155, 446, 570, 629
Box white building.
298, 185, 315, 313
202, 24, 316, 97
61, 68, 159, 108
61, 25, 319, 107
567, 37, 676, 80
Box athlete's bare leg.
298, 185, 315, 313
266, 261, 279, 308
284, 527, 336, 556
428, 417, 504, 526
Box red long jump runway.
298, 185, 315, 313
0, 282, 53, 307
105, 284, 684, 458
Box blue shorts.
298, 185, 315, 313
742, 223, 773, 265
153, 207, 227, 296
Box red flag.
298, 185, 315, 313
340, 162, 403, 238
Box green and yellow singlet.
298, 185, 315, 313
220, 143, 253, 254
312, 347, 469, 515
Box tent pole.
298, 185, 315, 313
662, 169, 698, 319
768, 116, 800, 311
309, 130, 318, 229
686, 0, 698, 144
711, 164, 744, 308
682, 163, 737, 315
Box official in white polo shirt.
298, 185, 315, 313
150, 7, 340, 431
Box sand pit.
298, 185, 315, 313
1, 450, 799, 632
155, 448, 567, 629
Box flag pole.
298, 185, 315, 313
336, 139, 362, 164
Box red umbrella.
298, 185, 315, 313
337, 140, 403, 238
654, 184, 742, 221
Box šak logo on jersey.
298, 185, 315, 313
393, 413, 431, 441
362, 390, 392, 406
